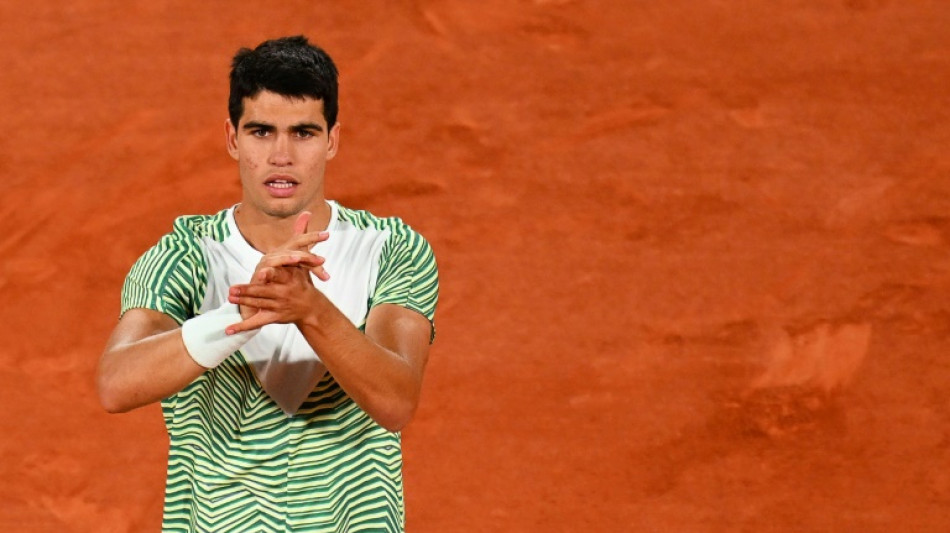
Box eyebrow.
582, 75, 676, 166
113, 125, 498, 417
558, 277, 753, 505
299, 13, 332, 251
242, 121, 324, 133
291, 122, 324, 134
242, 121, 273, 131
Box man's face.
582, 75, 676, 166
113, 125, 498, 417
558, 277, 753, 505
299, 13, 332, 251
226, 90, 340, 219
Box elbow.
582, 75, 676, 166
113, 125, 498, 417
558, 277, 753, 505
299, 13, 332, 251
378, 417, 410, 434
379, 417, 409, 434
98, 386, 129, 414
373, 397, 419, 433
96, 371, 132, 414
101, 402, 129, 415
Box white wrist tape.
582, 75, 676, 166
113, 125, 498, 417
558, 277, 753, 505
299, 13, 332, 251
181, 303, 259, 369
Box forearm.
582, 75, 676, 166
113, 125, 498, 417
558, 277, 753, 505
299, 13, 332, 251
296, 302, 423, 432
224, 259, 433, 431
97, 328, 205, 413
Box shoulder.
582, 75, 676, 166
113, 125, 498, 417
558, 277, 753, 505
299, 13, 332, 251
144, 209, 231, 257
335, 203, 413, 233
167, 209, 232, 244
122, 209, 231, 321
127, 208, 232, 278
334, 203, 431, 251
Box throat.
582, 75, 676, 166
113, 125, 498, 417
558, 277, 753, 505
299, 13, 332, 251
233, 201, 332, 253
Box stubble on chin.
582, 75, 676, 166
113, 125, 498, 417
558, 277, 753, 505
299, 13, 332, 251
236, 198, 303, 222
260, 204, 305, 220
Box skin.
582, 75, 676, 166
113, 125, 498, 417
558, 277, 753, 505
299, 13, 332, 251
97, 91, 433, 432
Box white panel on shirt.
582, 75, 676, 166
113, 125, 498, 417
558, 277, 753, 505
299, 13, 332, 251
197, 201, 389, 415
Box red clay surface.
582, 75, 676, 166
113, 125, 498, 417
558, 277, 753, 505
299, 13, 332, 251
2, 1, 949, 531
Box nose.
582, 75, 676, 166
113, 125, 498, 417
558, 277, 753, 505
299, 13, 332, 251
268, 134, 292, 166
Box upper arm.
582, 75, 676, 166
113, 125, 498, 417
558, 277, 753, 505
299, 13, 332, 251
365, 226, 439, 378
104, 308, 181, 353
364, 304, 434, 378
369, 227, 439, 342
98, 307, 204, 413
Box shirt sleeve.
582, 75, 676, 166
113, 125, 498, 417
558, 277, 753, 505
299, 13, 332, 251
120, 227, 205, 325
369, 228, 440, 342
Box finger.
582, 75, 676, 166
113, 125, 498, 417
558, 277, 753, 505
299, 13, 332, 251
226, 313, 273, 335
258, 252, 326, 269
284, 230, 330, 251
254, 253, 313, 270
292, 211, 312, 236
228, 294, 283, 310
309, 265, 331, 282
260, 266, 296, 285
260, 250, 325, 263
254, 267, 276, 284
230, 283, 284, 299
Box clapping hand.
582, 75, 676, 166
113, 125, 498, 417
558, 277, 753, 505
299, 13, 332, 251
226, 211, 330, 334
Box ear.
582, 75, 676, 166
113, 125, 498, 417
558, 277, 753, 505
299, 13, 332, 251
326, 122, 341, 161
225, 119, 239, 161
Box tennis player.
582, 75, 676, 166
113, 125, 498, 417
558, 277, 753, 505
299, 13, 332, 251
97, 35, 439, 532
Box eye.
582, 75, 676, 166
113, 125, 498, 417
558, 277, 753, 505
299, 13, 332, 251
295, 129, 316, 139
251, 129, 269, 137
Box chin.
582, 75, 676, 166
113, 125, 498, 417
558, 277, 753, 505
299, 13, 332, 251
263, 206, 305, 219
244, 195, 316, 219
246, 199, 302, 219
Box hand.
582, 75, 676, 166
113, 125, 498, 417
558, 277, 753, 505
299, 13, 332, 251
237, 211, 331, 321
266, 210, 331, 282
226, 262, 321, 334
229, 211, 331, 333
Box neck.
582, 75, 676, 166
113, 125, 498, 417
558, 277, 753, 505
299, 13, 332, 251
233, 201, 332, 253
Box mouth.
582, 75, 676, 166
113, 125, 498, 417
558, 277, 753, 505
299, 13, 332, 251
264, 175, 299, 197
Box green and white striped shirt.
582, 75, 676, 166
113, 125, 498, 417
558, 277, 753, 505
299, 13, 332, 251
121, 201, 438, 532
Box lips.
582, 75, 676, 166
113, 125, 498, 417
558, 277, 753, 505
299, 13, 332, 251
264, 175, 299, 197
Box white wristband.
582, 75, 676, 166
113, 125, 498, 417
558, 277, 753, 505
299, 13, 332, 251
181, 303, 259, 369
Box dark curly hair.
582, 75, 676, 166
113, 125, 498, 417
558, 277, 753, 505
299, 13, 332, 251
228, 35, 339, 129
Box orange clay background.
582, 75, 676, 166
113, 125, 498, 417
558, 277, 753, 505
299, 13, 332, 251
1, 1, 949, 531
